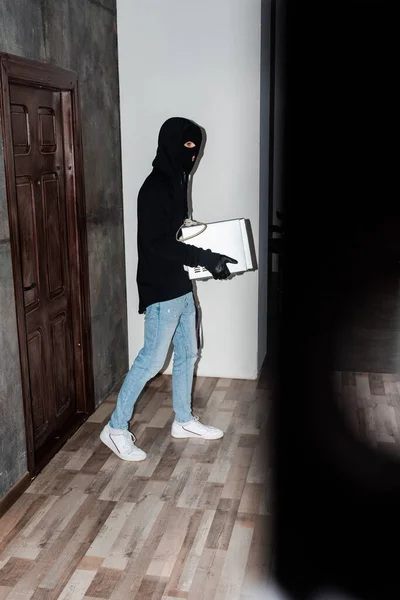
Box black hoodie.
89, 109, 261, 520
136, 117, 220, 314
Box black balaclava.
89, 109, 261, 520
180, 123, 202, 173
152, 117, 203, 178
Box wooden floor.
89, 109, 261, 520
0, 372, 273, 600
334, 370, 400, 457
332, 274, 400, 374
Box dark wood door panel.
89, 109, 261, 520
27, 328, 49, 446
15, 175, 40, 311
10, 103, 30, 155
38, 107, 57, 154
41, 172, 67, 299
50, 311, 74, 418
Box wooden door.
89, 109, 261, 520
0, 53, 94, 475
10, 83, 77, 452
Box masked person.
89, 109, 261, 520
100, 117, 237, 461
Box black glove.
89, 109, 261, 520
207, 253, 238, 280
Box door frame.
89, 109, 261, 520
0, 53, 94, 475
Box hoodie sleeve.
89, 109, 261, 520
138, 180, 220, 271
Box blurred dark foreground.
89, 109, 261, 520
272, 1, 399, 599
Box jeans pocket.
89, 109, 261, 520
145, 302, 160, 322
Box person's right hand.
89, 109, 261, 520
208, 254, 238, 280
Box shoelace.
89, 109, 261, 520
190, 416, 211, 430
124, 431, 138, 446
113, 430, 138, 453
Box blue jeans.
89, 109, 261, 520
109, 292, 198, 429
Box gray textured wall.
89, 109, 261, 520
0, 142, 28, 496
0, 0, 128, 499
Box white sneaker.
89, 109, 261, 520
100, 423, 146, 461
171, 416, 224, 440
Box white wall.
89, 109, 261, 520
117, 0, 266, 379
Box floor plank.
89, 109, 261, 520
335, 370, 400, 455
